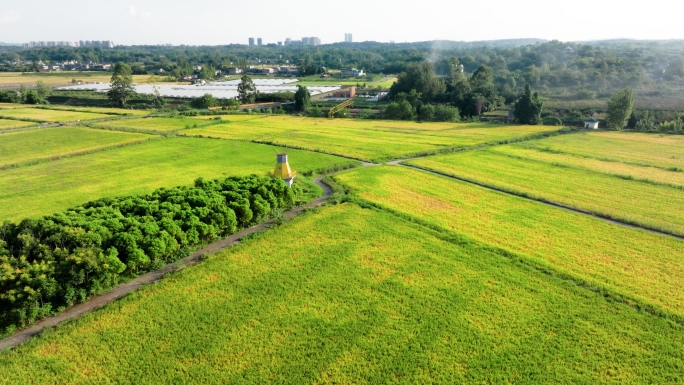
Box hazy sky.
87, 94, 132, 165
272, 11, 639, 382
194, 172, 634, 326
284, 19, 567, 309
1, 0, 683, 45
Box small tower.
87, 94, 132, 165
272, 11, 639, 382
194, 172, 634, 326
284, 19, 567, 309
271, 153, 296, 187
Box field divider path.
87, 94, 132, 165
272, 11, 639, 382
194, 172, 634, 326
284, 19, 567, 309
396, 162, 684, 241
0, 174, 346, 352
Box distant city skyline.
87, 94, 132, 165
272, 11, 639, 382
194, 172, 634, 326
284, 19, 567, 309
1, 0, 683, 45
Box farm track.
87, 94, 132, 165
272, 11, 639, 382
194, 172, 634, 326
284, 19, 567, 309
0, 176, 334, 352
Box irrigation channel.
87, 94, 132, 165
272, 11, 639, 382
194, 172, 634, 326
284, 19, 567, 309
2, 155, 682, 351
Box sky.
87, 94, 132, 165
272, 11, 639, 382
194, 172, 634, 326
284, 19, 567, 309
1, 0, 684, 45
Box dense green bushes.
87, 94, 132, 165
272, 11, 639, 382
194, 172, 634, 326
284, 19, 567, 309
0, 175, 297, 336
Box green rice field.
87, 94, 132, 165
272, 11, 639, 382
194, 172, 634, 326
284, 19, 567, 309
0, 137, 355, 221
406, 149, 684, 236
181, 115, 560, 161
41, 106, 152, 116
335, 166, 684, 317
1, 204, 682, 384
0, 108, 112, 123
0, 119, 36, 130
0, 127, 151, 168
92, 117, 214, 133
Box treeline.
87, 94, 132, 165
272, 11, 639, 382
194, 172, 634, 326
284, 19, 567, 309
0, 175, 297, 335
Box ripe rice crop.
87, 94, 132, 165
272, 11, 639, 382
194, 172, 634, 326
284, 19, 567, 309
0, 108, 111, 123
0, 119, 35, 130
0, 126, 151, 168
0, 137, 355, 221
0, 204, 682, 383
407, 149, 684, 236
335, 166, 684, 317
181, 115, 559, 161
91, 117, 217, 133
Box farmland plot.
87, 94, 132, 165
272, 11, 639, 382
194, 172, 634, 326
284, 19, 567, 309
0, 204, 682, 384
0, 108, 111, 123
335, 166, 684, 317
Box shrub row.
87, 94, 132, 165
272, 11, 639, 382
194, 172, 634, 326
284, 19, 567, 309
0, 175, 297, 336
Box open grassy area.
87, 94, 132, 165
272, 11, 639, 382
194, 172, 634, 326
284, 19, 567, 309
0, 126, 152, 168
0, 119, 36, 130
92, 117, 215, 133
0, 72, 151, 86
372, 77, 398, 88
407, 149, 684, 236
1, 204, 682, 383
181, 115, 560, 161
0, 137, 356, 222
517, 131, 684, 170
0, 108, 112, 123
335, 166, 684, 317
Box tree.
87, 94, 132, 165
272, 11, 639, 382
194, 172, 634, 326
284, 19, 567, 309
190, 94, 218, 109
237, 75, 257, 104
199, 65, 216, 81
462, 64, 502, 116
418, 104, 435, 121
606, 87, 634, 130
384, 100, 416, 120
107, 62, 136, 108
23, 90, 48, 105
35, 81, 52, 98
389, 62, 446, 102
433, 106, 460, 122
514, 84, 543, 125
294, 85, 311, 112
308, 106, 323, 117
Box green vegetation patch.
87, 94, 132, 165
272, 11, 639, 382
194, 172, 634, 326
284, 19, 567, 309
181, 115, 559, 161
0, 137, 355, 222
1, 204, 682, 383
407, 149, 684, 236
0, 119, 36, 130
335, 166, 684, 317
0, 127, 151, 168
39, 106, 151, 116
0, 108, 111, 123
92, 117, 213, 133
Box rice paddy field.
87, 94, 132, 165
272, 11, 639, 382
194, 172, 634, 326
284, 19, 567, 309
0, 137, 355, 221
0, 126, 151, 168
0, 103, 39, 109
181, 115, 560, 161
0, 72, 151, 86
406, 149, 684, 236
92, 117, 215, 133
0, 108, 112, 123
43, 106, 152, 116
0, 118, 36, 130
334, 166, 684, 317
1, 204, 682, 384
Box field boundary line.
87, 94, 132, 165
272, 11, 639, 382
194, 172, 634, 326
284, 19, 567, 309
330, 186, 684, 328
0, 177, 338, 352
0, 137, 161, 171
399, 162, 684, 240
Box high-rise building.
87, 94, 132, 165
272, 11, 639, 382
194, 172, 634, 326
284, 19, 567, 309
285, 38, 292, 46
344, 33, 353, 43
248, 37, 255, 46
257, 38, 263, 46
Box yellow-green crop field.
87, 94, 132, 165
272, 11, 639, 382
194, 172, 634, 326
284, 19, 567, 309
92, 117, 214, 133
0, 127, 151, 168
43, 106, 152, 116
0, 119, 36, 130
0, 137, 355, 221
407, 149, 684, 236
373, 77, 398, 88
518, 131, 684, 170
0, 72, 151, 86
181, 115, 560, 161
335, 166, 684, 317
0, 108, 112, 123
1, 204, 682, 384
0, 103, 38, 109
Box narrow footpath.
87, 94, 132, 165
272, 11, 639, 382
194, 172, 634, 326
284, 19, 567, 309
0, 177, 333, 352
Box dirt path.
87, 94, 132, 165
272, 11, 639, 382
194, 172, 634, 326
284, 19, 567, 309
0, 177, 334, 352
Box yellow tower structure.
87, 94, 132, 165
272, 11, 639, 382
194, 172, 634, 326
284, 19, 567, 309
271, 153, 297, 186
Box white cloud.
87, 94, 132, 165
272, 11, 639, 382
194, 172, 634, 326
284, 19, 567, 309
140, 12, 151, 19
129, 5, 137, 17
0, 11, 20, 24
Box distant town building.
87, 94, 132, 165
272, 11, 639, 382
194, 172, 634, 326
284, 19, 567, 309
284, 37, 320, 46
277, 41, 282, 46
248, 37, 255, 46
340, 68, 364, 77
344, 33, 353, 43
257, 38, 263, 46
584, 119, 600, 129
333, 86, 356, 98
22, 40, 115, 49
227, 67, 243, 75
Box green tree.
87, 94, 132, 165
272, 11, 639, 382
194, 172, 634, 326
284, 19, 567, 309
514, 84, 543, 125
308, 105, 323, 117
463, 64, 501, 116
294, 85, 311, 112
606, 87, 634, 130
35, 81, 52, 98
237, 75, 257, 104
384, 100, 416, 120
389, 62, 446, 102
199, 65, 216, 81
418, 104, 435, 121
190, 94, 218, 109
107, 62, 136, 108
433, 106, 460, 122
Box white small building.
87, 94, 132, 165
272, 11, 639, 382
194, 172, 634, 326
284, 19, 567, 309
340, 68, 365, 77
584, 119, 600, 129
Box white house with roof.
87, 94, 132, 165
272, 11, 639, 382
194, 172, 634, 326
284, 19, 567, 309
584, 118, 600, 129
